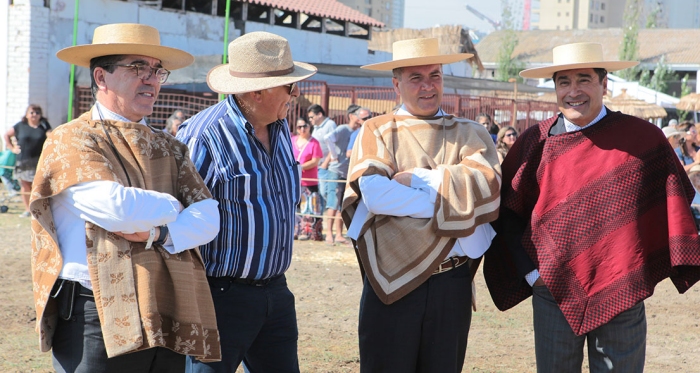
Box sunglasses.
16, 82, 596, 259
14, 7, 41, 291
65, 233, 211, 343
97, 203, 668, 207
505, 133, 517, 138
297, 124, 309, 129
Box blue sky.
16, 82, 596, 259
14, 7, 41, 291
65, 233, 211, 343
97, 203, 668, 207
403, 0, 502, 33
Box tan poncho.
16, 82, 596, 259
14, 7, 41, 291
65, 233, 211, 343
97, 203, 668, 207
29, 110, 220, 361
341, 114, 501, 304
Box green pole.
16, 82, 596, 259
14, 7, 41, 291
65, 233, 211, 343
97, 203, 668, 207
220, 0, 232, 101
66, 0, 79, 121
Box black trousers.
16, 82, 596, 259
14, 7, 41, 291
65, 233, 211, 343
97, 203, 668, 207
51, 281, 185, 373
358, 262, 473, 373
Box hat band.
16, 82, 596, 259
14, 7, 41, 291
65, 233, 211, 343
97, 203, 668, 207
228, 66, 295, 78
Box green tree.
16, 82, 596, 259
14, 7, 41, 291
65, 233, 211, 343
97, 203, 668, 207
618, 0, 642, 81
677, 74, 692, 121
649, 55, 675, 93
495, 0, 525, 82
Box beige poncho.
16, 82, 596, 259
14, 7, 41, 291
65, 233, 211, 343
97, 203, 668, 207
29, 110, 220, 361
341, 114, 501, 304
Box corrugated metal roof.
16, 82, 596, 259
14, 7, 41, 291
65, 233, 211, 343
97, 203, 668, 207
476, 28, 700, 68
246, 0, 384, 28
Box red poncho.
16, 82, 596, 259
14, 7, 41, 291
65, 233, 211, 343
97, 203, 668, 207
484, 111, 700, 335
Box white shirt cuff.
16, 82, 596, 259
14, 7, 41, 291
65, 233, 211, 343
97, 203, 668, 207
525, 269, 540, 287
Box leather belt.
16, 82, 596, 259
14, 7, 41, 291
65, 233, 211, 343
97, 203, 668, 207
211, 274, 282, 287
433, 256, 470, 275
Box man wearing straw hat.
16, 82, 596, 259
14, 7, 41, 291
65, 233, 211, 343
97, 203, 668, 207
483, 42, 700, 372
176, 32, 317, 373
30, 23, 221, 372
341, 38, 501, 372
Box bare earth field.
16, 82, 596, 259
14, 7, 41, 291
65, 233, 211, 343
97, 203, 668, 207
2, 197, 700, 372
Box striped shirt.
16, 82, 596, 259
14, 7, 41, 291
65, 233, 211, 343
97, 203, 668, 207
176, 95, 301, 279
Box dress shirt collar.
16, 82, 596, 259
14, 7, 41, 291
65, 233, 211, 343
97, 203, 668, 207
91, 101, 147, 125
563, 106, 607, 133
395, 104, 446, 117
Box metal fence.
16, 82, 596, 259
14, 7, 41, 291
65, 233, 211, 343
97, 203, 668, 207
75, 80, 558, 134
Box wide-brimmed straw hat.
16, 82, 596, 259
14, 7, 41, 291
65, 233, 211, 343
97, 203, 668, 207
56, 23, 194, 70
361, 38, 473, 71
519, 42, 639, 79
662, 126, 683, 139
207, 32, 317, 94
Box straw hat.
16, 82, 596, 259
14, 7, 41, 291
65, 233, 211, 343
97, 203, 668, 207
519, 42, 638, 79
361, 38, 473, 71
56, 23, 194, 70
662, 126, 683, 139
207, 32, 317, 95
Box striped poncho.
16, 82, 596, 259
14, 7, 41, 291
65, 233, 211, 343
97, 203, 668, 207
341, 113, 501, 304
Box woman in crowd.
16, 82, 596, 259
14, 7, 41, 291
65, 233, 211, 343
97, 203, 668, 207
495, 126, 518, 164
675, 121, 700, 173
292, 117, 323, 240
3, 104, 51, 217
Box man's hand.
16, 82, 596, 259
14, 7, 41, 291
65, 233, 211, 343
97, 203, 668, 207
392, 169, 414, 187
113, 227, 159, 243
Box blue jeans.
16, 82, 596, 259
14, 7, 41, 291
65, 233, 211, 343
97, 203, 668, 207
318, 168, 340, 210
532, 285, 646, 373
186, 275, 299, 373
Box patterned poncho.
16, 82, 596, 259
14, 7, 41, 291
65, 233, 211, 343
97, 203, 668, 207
484, 111, 700, 335
29, 110, 221, 361
341, 113, 501, 304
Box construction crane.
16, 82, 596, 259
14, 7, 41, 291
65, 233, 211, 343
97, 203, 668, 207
466, 4, 502, 30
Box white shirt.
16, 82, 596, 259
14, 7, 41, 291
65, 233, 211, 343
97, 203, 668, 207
52, 103, 220, 289
347, 105, 496, 260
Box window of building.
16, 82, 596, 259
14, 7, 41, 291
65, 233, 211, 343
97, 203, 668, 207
601, 2, 605, 10
566, 12, 569, 16
590, 13, 593, 22
601, 15, 605, 23
386, 2, 390, 10
557, 12, 561, 16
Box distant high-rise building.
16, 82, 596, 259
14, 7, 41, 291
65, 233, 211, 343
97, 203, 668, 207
644, 0, 700, 28
535, 0, 625, 30
337, 0, 404, 29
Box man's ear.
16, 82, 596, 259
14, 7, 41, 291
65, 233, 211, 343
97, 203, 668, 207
392, 77, 401, 97
94, 68, 107, 91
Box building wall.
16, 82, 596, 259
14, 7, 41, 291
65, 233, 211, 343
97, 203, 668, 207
0, 0, 8, 144
537, 0, 624, 30
5, 0, 50, 137
336, 0, 402, 29
655, 0, 700, 28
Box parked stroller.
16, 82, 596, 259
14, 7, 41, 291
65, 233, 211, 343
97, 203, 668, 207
0, 150, 20, 211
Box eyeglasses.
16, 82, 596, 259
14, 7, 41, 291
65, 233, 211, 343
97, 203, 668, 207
104, 64, 171, 83
284, 82, 296, 95
297, 124, 309, 129
29, 111, 41, 115
505, 133, 517, 138
359, 116, 371, 121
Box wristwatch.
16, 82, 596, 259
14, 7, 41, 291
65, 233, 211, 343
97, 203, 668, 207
154, 225, 169, 245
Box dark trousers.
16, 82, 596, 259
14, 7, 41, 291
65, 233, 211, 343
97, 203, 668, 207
51, 283, 185, 373
186, 274, 299, 373
358, 262, 473, 373
532, 285, 646, 373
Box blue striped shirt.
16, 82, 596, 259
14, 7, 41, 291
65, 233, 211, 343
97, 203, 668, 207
176, 95, 301, 279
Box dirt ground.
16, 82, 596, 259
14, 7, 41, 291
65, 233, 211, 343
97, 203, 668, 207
2, 196, 700, 372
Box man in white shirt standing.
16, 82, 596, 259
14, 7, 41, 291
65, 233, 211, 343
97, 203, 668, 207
341, 38, 501, 372
29, 23, 221, 373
